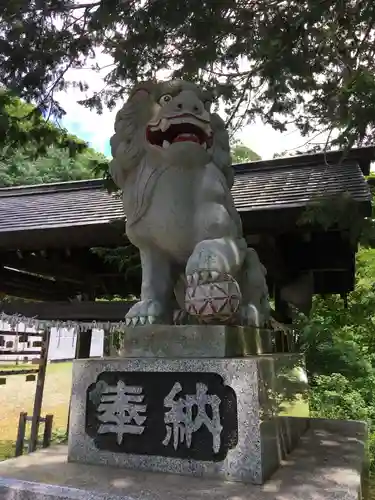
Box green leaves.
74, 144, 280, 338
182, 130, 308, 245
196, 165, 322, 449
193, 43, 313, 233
0, 93, 107, 187
0, 0, 374, 150
91, 157, 118, 193
90, 246, 141, 300
309, 373, 371, 421
296, 244, 375, 468
0, 89, 90, 161
297, 192, 365, 244
231, 142, 260, 163
0, 145, 102, 187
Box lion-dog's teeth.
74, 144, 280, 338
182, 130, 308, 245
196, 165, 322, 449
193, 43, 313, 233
160, 119, 169, 132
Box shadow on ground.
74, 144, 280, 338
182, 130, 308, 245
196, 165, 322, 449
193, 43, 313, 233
0, 420, 367, 500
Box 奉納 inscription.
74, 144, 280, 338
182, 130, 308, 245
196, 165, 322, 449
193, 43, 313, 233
163, 382, 222, 453
97, 381, 147, 444
86, 371, 238, 461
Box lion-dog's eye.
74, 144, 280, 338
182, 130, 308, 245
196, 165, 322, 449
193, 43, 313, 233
158, 94, 172, 106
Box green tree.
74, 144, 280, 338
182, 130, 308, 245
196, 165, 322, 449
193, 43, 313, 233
0, 89, 90, 159
294, 244, 375, 468
1, 1, 375, 152
0, 93, 108, 187
231, 143, 260, 163
0, 146, 106, 187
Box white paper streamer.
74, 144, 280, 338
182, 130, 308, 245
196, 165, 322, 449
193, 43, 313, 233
0, 312, 127, 333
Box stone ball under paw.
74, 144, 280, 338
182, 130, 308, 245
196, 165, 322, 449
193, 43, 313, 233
185, 271, 241, 323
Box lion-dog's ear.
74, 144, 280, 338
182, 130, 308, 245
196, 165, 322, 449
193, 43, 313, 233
128, 81, 156, 102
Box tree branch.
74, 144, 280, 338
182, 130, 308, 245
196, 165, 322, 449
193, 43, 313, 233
62, 2, 101, 11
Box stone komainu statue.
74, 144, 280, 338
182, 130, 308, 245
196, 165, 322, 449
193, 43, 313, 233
109, 79, 270, 327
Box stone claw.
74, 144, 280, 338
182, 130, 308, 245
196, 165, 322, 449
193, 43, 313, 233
209, 270, 220, 281
186, 269, 229, 287
124, 299, 165, 327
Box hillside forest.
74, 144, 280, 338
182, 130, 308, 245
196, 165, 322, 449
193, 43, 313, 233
2, 95, 375, 470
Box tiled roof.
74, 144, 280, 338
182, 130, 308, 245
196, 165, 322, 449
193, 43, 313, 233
0, 159, 370, 234
0, 180, 123, 233
233, 160, 371, 211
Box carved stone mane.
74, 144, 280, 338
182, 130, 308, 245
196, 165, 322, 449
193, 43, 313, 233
109, 80, 233, 225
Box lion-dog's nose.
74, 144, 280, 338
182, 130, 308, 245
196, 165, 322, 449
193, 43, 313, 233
173, 90, 204, 115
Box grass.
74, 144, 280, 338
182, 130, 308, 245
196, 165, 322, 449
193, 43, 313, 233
0, 363, 39, 372
279, 396, 310, 417
0, 362, 72, 461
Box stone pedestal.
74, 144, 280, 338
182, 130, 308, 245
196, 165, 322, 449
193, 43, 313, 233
110, 324, 274, 357
68, 326, 309, 485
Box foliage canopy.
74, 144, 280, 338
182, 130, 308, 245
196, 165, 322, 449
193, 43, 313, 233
0, 94, 107, 186
231, 143, 261, 163
1, 0, 375, 152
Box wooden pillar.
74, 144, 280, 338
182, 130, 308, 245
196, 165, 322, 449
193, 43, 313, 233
42, 414, 54, 448
274, 286, 291, 353
74, 290, 95, 359
29, 328, 50, 453
103, 329, 111, 356
15, 412, 27, 456
274, 286, 293, 325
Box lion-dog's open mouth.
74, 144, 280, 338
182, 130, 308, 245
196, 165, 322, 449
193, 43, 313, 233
146, 113, 213, 149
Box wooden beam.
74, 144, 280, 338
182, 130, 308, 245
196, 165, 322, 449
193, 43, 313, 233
0, 249, 136, 299
0, 271, 135, 302
0, 330, 43, 337
0, 267, 82, 295
0, 222, 126, 251
2, 256, 85, 284
0, 350, 41, 355
1, 249, 116, 282
0, 283, 72, 301
0, 300, 135, 321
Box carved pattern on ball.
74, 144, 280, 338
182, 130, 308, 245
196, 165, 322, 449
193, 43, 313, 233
185, 271, 241, 324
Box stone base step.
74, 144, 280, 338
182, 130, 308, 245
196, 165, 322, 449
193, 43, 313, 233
0, 419, 366, 500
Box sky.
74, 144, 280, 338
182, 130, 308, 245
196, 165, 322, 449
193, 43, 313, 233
56, 53, 316, 161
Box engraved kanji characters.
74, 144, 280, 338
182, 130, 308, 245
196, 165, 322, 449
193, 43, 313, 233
163, 381, 222, 453
97, 380, 147, 444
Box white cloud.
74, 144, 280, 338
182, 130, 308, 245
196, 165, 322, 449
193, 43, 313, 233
238, 120, 322, 159
54, 51, 117, 157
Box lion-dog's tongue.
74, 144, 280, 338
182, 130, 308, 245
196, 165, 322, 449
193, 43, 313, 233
172, 133, 200, 144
